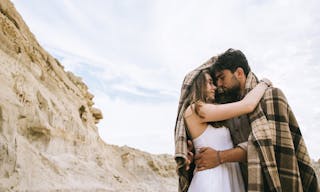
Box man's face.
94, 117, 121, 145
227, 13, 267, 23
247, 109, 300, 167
214, 69, 241, 102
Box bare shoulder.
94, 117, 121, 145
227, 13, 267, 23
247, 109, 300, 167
184, 105, 193, 119
184, 102, 206, 118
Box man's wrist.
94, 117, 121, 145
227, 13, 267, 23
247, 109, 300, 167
217, 151, 223, 164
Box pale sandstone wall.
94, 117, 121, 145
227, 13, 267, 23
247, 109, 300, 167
0, 0, 178, 191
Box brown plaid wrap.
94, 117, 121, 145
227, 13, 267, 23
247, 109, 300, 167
174, 56, 217, 192
245, 72, 319, 192
174, 58, 319, 191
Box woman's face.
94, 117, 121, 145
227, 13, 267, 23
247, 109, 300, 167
204, 73, 216, 102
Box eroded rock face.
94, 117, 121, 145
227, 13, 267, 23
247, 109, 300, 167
0, 0, 177, 191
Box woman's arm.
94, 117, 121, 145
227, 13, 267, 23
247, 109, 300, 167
198, 80, 270, 123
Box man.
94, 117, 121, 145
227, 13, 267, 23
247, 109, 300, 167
175, 49, 319, 191
188, 49, 255, 188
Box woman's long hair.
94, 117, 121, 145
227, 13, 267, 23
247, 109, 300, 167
187, 70, 211, 118
186, 69, 225, 127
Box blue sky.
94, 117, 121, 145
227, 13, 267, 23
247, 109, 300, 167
12, 0, 320, 159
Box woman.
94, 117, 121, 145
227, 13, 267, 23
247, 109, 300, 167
184, 69, 270, 192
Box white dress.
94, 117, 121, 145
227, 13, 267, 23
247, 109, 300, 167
187, 124, 245, 192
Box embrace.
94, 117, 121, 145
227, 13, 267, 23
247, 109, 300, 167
174, 49, 319, 192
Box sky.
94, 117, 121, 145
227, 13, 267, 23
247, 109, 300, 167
11, 0, 320, 159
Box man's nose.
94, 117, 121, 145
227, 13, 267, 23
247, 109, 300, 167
217, 79, 222, 87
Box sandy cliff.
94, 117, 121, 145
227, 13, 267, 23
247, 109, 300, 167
0, 0, 177, 191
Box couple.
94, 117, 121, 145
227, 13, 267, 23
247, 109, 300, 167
174, 49, 319, 192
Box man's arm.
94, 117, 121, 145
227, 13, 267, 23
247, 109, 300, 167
195, 146, 246, 171
237, 141, 248, 151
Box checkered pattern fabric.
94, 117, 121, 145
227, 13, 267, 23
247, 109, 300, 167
174, 56, 319, 192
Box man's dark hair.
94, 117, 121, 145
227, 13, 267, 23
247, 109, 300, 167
210, 48, 251, 77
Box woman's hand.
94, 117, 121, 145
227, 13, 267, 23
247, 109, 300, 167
260, 78, 272, 87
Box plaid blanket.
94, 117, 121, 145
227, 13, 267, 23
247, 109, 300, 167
174, 59, 319, 191
174, 55, 217, 192
245, 73, 319, 191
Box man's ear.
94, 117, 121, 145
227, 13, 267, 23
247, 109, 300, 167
235, 67, 245, 78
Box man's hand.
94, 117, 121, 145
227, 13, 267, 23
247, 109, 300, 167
195, 147, 220, 171
185, 140, 194, 171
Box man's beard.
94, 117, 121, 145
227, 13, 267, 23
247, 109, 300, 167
206, 95, 215, 103
215, 77, 241, 104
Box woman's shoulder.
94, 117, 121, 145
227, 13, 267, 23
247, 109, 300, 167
184, 101, 205, 116
184, 105, 193, 119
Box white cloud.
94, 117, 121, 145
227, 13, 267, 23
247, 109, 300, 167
12, 0, 320, 159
